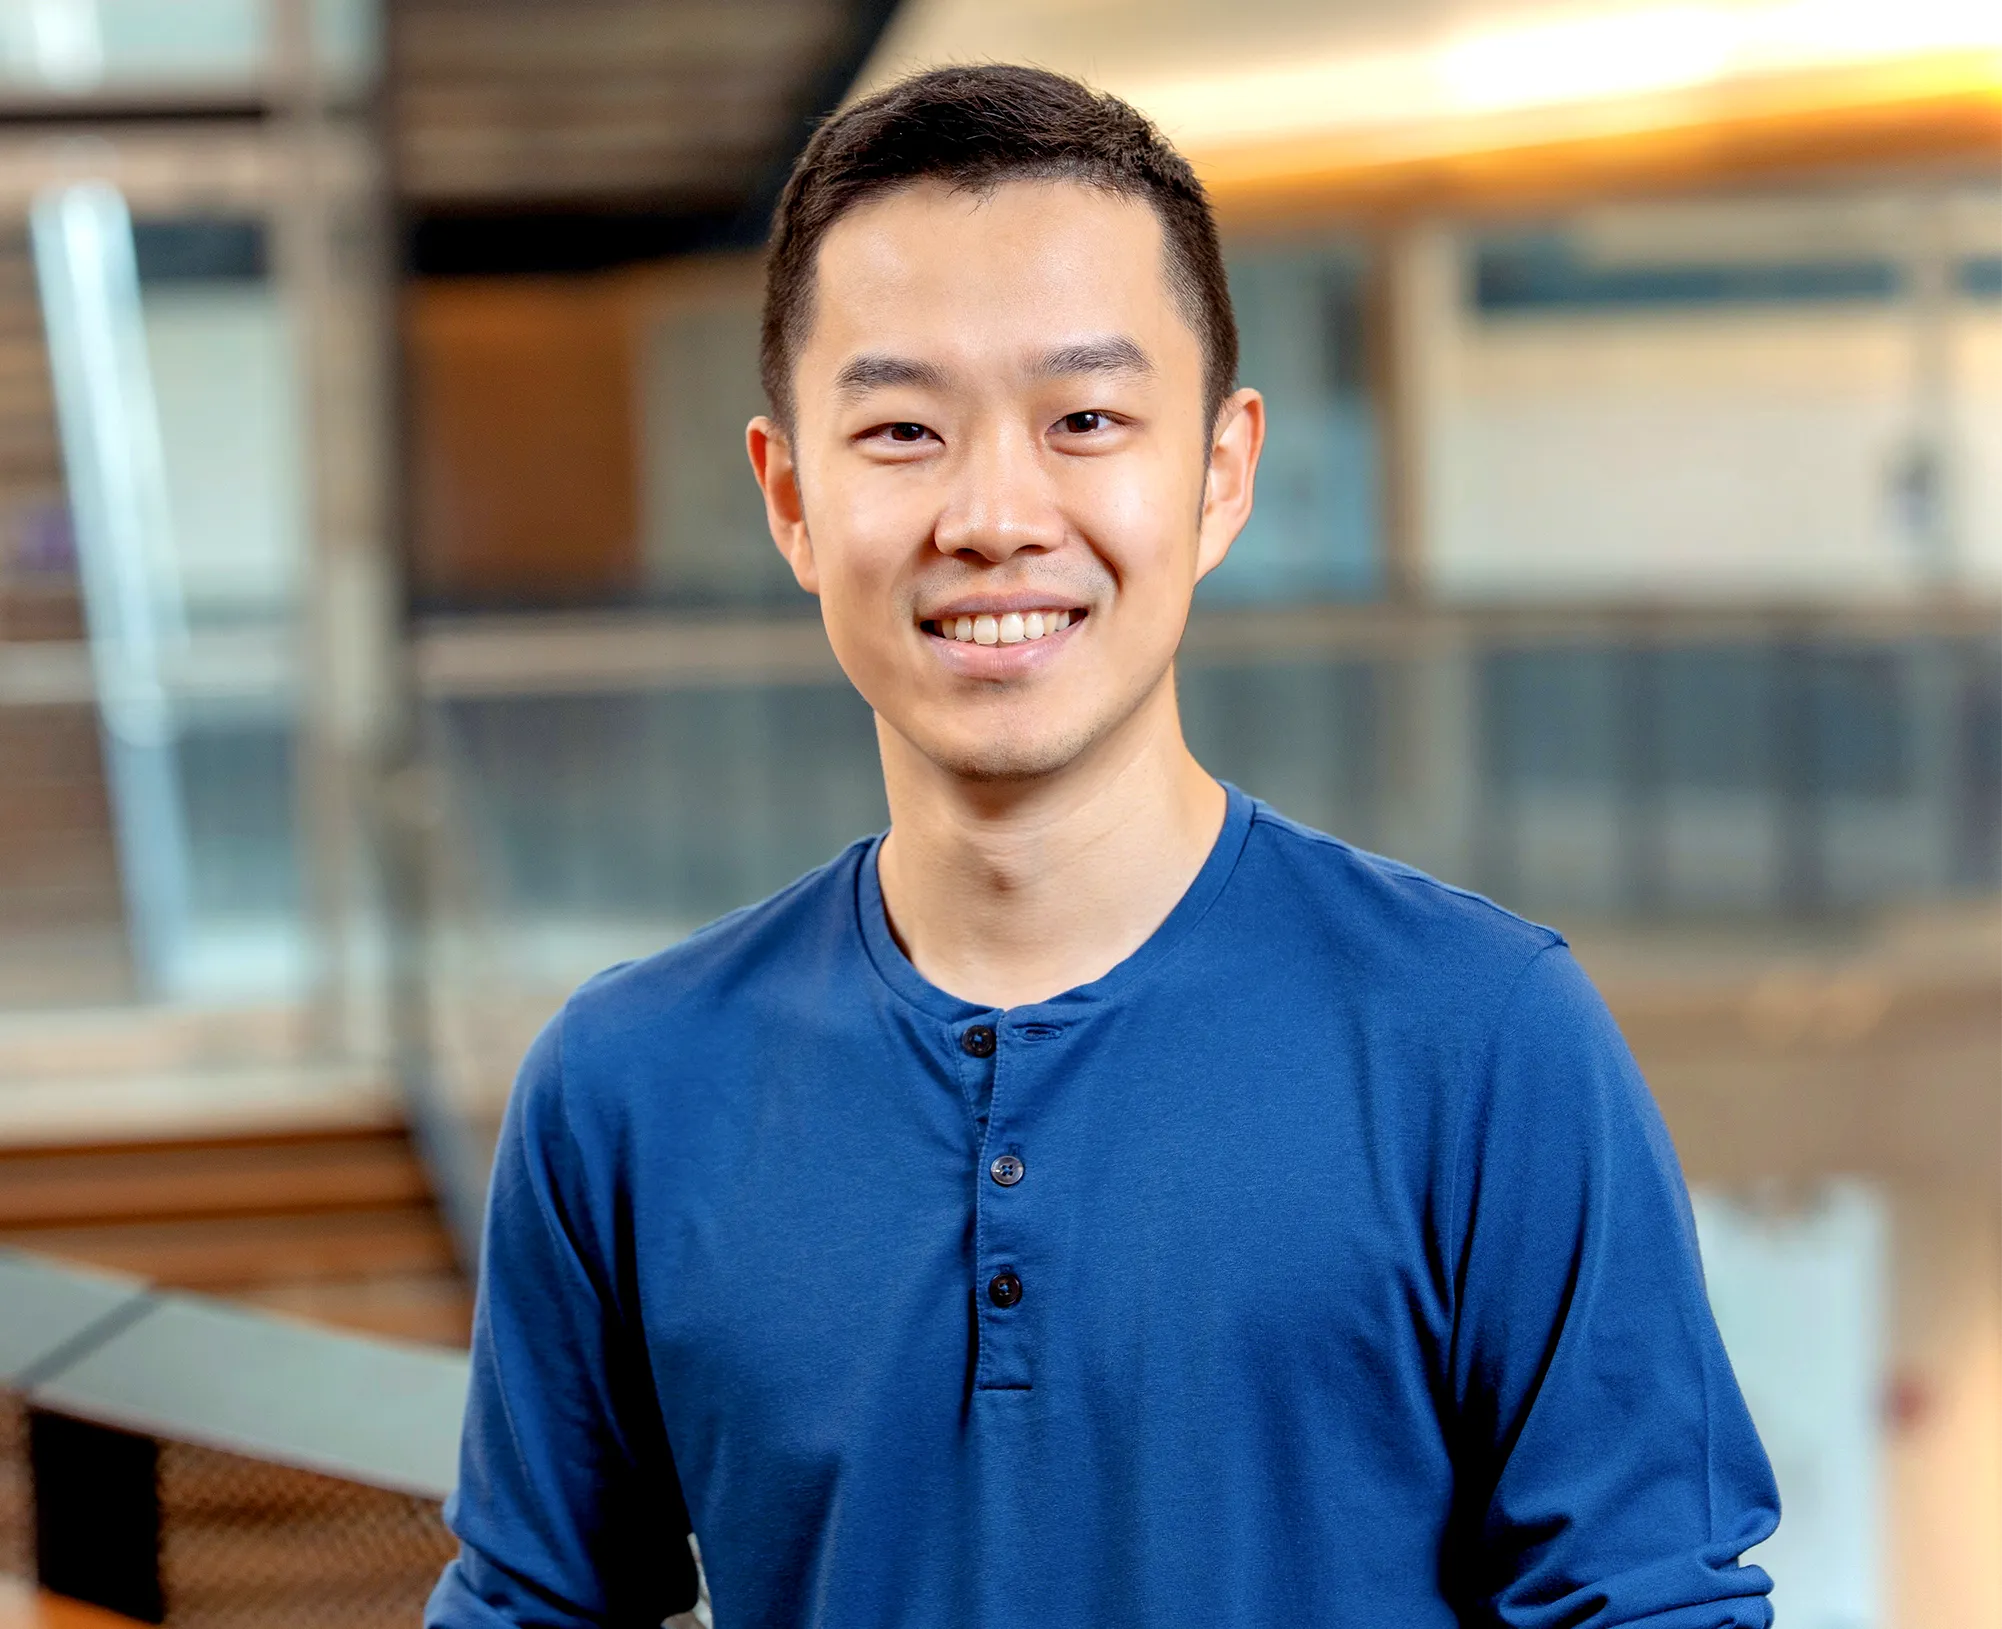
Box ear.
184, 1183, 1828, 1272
747, 415, 819, 595
1194, 388, 1265, 583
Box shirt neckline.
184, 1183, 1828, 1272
854, 781, 1256, 1023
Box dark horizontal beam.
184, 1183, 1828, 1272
405, 204, 751, 277
0, 89, 269, 126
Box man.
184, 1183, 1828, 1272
428, 65, 1779, 1628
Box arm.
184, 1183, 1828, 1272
1446, 944, 1780, 1627
427, 1011, 699, 1628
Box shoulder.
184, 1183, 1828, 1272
517, 837, 873, 1122
1232, 803, 1652, 1165
1234, 799, 1566, 1012
574, 835, 870, 1038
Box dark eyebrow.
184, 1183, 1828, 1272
830, 337, 1152, 401
1032, 336, 1154, 381
833, 353, 949, 400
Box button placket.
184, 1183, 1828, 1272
971, 1018, 1056, 1392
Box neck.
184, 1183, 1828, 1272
875, 676, 1226, 1009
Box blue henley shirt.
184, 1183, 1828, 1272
428, 786, 1779, 1628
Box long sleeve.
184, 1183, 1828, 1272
1445, 943, 1781, 1626
427, 1011, 699, 1628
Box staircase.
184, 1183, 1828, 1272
0, 1127, 471, 1349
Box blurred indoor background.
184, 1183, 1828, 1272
0, 1, 1996, 1625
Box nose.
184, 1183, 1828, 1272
932, 424, 1065, 564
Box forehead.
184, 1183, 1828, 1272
802, 179, 1197, 374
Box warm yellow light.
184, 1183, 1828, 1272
1439, 6, 1738, 115
1757, 0, 2002, 63
1440, 0, 2002, 116
1123, 0, 2002, 152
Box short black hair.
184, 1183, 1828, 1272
760, 64, 1238, 431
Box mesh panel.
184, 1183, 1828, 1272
157, 1441, 456, 1628
0, 1400, 704, 1625
0, 1390, 27, 1580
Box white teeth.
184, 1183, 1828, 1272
937, 610, 1077, 643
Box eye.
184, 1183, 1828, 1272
857, 420, 941, 453
856, 424, 940, 456
1059, 411, 1109, 434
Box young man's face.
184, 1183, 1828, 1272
749, 179, 1262, 783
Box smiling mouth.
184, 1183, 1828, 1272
923, 608, 1082, 646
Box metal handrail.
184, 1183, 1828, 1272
0, 1248, 467, 1502
9, 601, 1994, 710
405, 597, 2002, 700
0, 1246, 722, 1625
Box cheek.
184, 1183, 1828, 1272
1061, 462, 1199, 602
804, 465, 933, 600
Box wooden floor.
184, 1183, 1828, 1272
0, 1126, 472, 1348
0, 1578, 141, 1628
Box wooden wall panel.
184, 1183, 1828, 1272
405, 279, 641, 607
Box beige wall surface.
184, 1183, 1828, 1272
1886, 1187, 2002, 1629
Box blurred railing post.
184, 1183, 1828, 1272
1772, 628, 1828, 917
376, 0, 488, 1273
1381, 617, 1483, 894
1907, 635, 1962, 896
1616, 635, 1667, 916
1371, 220, 1456, 609
1951, 640, 2002, 890
270, 0, 398, 1064
29, 1408, 163, 1622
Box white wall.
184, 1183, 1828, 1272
142, 282, 307, 622
1442, 308, 1904, 596
1428, 286, 2002, 600
1696, 1181, 1888, 1629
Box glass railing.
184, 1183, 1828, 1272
395, 601, 1996, 1627
401, 603, 2001, 1224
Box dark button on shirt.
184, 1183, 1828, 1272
960, 1023, 996, 1058
986, 1271, 1022, 1308
989, 1153, 1024, 1187
430, 786, 1778, 1629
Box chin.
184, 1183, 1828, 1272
921, 720, 1099, 784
